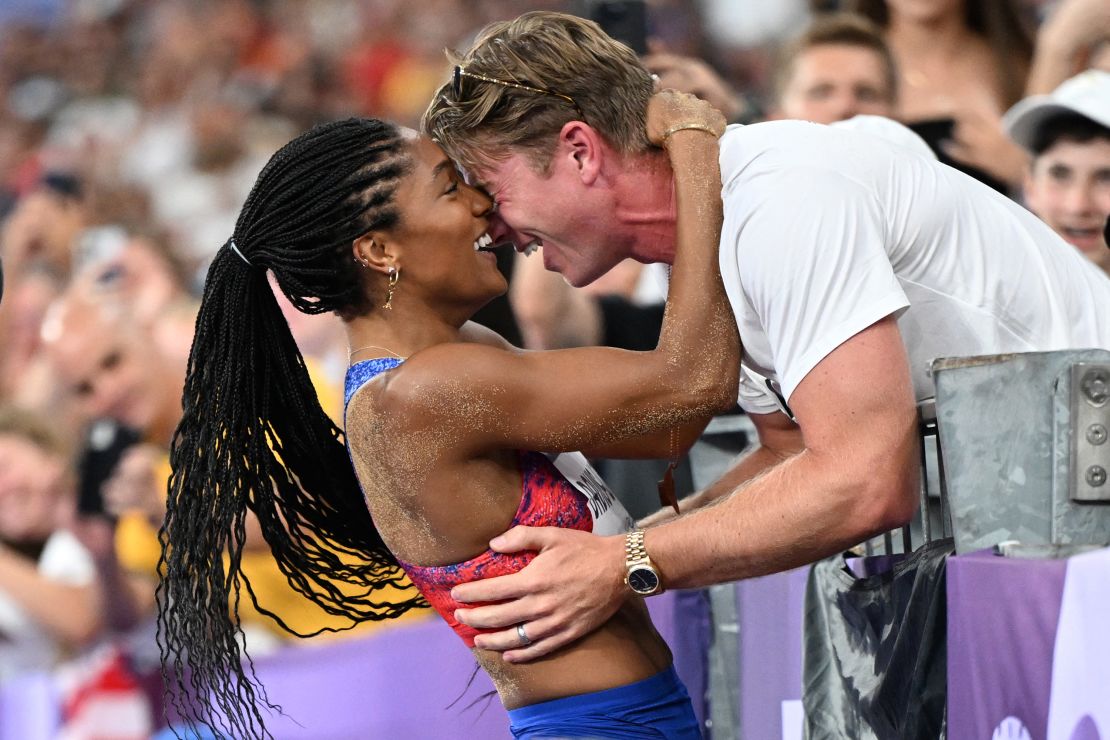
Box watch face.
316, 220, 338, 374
628, 565, 660, 594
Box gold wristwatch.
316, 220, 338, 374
624, 529, 664, 596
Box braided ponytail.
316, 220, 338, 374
158, 119, 425, 739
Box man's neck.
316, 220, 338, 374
610, 148, 680, 265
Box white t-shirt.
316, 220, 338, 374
716, 119, 1110, 416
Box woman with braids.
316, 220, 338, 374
160, 86, 738, 739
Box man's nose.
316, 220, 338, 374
487, 212, 526, 248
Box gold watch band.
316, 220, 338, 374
624, 529, 663, 596
626, 529, 649, 565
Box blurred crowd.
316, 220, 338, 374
0, 0, 1107, 735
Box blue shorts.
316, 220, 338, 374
507, 666, 701, 739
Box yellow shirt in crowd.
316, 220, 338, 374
114, 359, 428, 641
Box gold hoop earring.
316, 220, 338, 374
383, 266, 400, 310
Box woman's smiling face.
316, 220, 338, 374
380, 134, 508, 311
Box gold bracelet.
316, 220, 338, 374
661, 122, 718, 144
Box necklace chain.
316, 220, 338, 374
348, 344, 404, 362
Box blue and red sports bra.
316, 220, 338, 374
343, 357, 633, 648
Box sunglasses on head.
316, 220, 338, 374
452, 65, 585, 120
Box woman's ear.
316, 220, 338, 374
352, 233, 398, 277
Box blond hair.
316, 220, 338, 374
773, 13, 898, 105
422, 11, 654, 175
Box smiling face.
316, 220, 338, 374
43, 298, 170, 435
376, 135, 508, 312
1025, 137, 1110, 264
0, 433, 67, 544
469, 147, 627, 289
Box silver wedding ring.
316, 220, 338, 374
516, 623, 532, 647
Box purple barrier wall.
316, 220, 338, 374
1, 590, 710, 740
736, 567, 808, 740
208, 588, 710, 739
28, 548, 1108, 740
650, 588, 712, 731
1046, 547, 1110, 739
0, 672, 59, 740
240, 614, 512, 739
947, 550, 1067, 740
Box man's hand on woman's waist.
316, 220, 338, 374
452, 526, 628, 662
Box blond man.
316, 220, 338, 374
423, 12, 1110, 670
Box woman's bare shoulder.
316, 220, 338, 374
345, 340, 518, 441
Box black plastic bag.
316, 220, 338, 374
802, 538, 954, 740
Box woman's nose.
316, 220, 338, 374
469, 183, 495, 216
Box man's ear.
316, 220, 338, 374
352, 233, 399, 277
558, 121, 603, 186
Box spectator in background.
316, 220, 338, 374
39, 287, 419, 652
848, 0, 1033, 192
1026, 0, 1110, 95
70, 223, 197, 342
0, 406, 100, 683
643, 50, 753, 124
0, 173, 85, 279
41, 290, 185, 447
0, 262, 63, 409
1004, 69, 1110, 273
643, 13, 902, 128
0, 405, 156, 737
0, 174, 85, 405
770, 13, 897, 124
33, 288, 183, 639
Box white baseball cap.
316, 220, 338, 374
1003, 69, 1110, 152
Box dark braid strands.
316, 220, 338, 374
157, 119, 426, 740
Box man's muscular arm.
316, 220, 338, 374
454, 316, 920, 661
646, 316, 919, 586
638, 411, 803, 527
